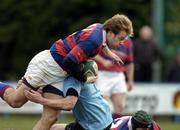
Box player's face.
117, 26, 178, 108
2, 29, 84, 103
106, 31, 128, 49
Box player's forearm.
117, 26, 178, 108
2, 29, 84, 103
126, 63, 134, 82
40, 96, 76, 111
102, 45, 112, 56
102, 47, 124, 64
94, 55, 106, 63
63, 56, 86, 82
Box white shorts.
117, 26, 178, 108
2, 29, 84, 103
96, 71, 127, 97
24, 50, 67, 91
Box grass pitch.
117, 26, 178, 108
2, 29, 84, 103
0, 114, 179, 130
0, 114, 74, 130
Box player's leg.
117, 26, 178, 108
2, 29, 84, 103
33, 92, 63, 130
33, 105, 60, 130
0, 82, 12, 98
0, 50, 48, 107
50, 124, 67, 130
111, 72, 127, 118
0, 82, 13, 99
29, 50, 67, 130
111, 93, 126, 118
0, 79, 31, 108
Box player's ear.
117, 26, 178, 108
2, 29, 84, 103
107, 31, 113, 36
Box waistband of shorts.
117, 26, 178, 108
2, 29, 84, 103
42, 85, 64, 96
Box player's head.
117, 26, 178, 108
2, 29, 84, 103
139, 25, 152, 41
103, 14, 133, 49
131, 110, 153, 130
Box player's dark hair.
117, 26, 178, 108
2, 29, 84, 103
131, 110, 153, 130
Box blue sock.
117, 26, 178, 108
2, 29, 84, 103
0, 82, 11, 99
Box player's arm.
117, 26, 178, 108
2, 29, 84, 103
125, 63, 134, 91
94, 54, 113, 68
24, 89, 78, 111
152, 122, 162, 130
102, 44, 124, 65
63, 39, 97, 82
63, 57, 86, 82
125, 38, 134, 91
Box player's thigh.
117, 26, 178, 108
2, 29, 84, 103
111, 93, 127, 106
51, 124, 67, 130
96, 71, 114, 96
42, 92, 63, 119
24, 50, 66, 90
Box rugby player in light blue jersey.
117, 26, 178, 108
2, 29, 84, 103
25, 77, 112, 130
25, 60, 112, 130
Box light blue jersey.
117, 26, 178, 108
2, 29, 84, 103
63, 76, 113, 130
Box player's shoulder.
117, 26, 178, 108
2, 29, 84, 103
152, 121, 162, 130
116, 116, 131, 122
81, 23, 102, 34
113, 116, 131, 125
111, 116, 131, 128
83, 23, 103, 43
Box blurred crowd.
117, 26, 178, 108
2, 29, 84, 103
133, 25, 180, 83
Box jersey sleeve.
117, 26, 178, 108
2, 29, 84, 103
151, 122, 162, 130
65, 39, 99, 64
125, 39, 134, 64
63, 76, 82, 96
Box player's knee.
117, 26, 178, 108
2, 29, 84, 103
9, 101, 24, 108
42, 112, 59, 124
50, 124, 59, 130
9, 103, 22, 108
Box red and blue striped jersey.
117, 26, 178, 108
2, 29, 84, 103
96, 38, 134, 72
50, 23, 105, 70
111, 116, 162, 130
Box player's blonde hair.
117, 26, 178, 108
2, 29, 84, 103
103, 14, 133, 36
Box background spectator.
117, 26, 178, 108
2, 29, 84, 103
167, 48, 180, 82
133, 25, 160, 82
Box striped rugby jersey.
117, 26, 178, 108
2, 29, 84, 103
96, 38, 134, 72
50, 23, 105, 71
111, 116, 162, 130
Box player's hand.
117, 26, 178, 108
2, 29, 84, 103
111, 53, 124, 65
107, 49, 124, 65
24, 89, 44, 104
103, 46, 124, 65
127, 81, 133, 91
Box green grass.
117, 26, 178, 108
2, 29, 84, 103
0, 114, 179, 130
0, 114, 74, 130
158, 121, 180, 130
154, 116, 180, 130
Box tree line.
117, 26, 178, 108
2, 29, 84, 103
0, 0, 179, 80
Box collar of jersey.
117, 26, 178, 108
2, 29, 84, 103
102, 30, 106, 45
